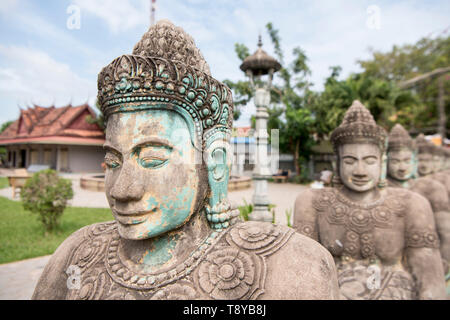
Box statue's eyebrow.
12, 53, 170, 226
132, 137, 174, 151
363, 155, 378, 159
103, 143, 121, 154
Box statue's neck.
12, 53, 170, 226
118, 208, 211, 273
387, 175, 409, 188
338, 185, 382, 205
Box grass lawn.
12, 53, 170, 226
0, 176, 8, 189
0, 196, 113, 264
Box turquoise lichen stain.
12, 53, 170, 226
144, 185, 195, 238
142, 234, 179, 267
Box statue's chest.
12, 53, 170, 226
314, 190, 406, 260
64, 222, 293, 300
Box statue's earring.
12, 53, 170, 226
377, 151, 388, 189
205, 140, 239, 230
331, 156, 343, 187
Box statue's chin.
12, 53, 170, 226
116, 222, 169, 241
390, 173, 411, 182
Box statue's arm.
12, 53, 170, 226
265, 231, 341, 299
405, 193, 447, 299
293, 189, 319, 241
31, 228, 86, 300
435, 210, 450, 268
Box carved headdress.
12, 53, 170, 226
388, 124, 415, 152
97, 20, 233, 149
415, 134, 435, 154
330, 100, 388, 153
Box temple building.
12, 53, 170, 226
0, 104, 105, 173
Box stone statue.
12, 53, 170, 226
416, 134, 450, 197
293, 100, 446, 299
32, 20, 339, 300
387, 124, 450, 294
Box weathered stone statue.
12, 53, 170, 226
387, 124, 449, 294
386, 124, 417, 189
293, 100, 446, 299
432, 146, 450, 199
416, 134, 450, 197
32, 20, 339, 300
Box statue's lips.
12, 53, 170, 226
113, 208, 156, 225
352, 178, 370, 186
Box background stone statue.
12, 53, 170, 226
32, 20, 339, 300
415, 134, 450, 293
293, 100, 446, 299
387, 124, 449, 294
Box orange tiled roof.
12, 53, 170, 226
0, 104, 105, 143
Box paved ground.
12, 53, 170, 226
0, 171, 309, 299
0, 255, 51, 300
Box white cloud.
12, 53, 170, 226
73, 0, 149, 34
0, 45, 96, 109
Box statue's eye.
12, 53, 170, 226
138, 157, 167, 169
133, 144, 172, 169
364, 157, 377, 165
343, 158, 355, 165
105, 154, 121, 169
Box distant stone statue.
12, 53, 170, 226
32, 20, 339, 300
293, 100, 446, 299
387, 125, 449, 294
416, 134, 450, 197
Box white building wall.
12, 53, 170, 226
68, 145, 105, 173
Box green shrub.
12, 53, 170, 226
285, 208, 293, 227
238, 200, 277, 224
21, 169, 73, 232
238, 199, 253, 221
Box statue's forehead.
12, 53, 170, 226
389, 149, 413, 156
106, 109, 191, 147
339, 143, 380, 156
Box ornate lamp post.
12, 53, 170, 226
240, 36, 281, 222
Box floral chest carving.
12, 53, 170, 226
312, 189, 407, 260
65, 221, 294, 300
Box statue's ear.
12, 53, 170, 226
378, 151, 388, 188
205, 140, 232, 208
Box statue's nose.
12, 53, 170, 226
110, 163, 144, 202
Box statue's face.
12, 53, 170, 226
417, 153, 434, 176
339, 143, 381, 192
104, 108, 202, 240
433, 154, 444, 172
387, 149, 414, 181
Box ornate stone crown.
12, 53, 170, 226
330, 100, 387, 152
388, 124, 415, 152
415, 134, 435, 154
97, 20, 233, 147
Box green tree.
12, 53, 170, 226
0, 121, 13, 165
85, 101, 105, 132
358, 35, 450, 132
0, 121, 12, 133
310, 68, 424, 137
21, 169, 74, 233
224, 23, 315, 177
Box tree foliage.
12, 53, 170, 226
357, 35, 450, 131
0, 121, 12, 133
224, 23, 436, 178
21, 169, 74, 233
310, 68, 424, 137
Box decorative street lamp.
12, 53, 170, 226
240, 36, 281, 222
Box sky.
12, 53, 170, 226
0, 0, 449, 127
